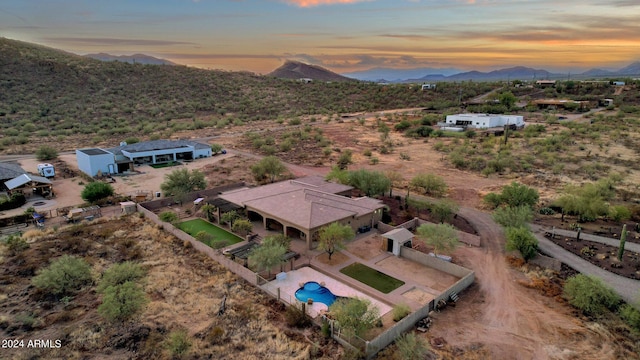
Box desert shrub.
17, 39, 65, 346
410, 173, 447, 197
159, 211, 179, 223
81, 182, 114, 203
505, 226, 538, 261
97, 262, 145, 293
166, 329, 191, 356
619, 304, 640, 332
329, 297, 379, 337
32, 255, 92, 296
35, 145, 58, 160
285, 303, 311, 328
609, 205, 631, 222
231, 219, 252, 236
289, 118, 301, 125
0, 193, 26, 211
98, 281, 148, 322
392, 304, 411, 322
337, 150, 353, 170
394, 120, 412, 131
563, 274, 620, 316
369, 157, 379, 165
493, 206, 533, 229
539, 207, 555, 215
5, 234, 29, 255
395, 332, 430, 360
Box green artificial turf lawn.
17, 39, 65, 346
178, 219, 243, 247
339, 262, 405, 294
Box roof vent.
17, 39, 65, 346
120, 141, 127, 146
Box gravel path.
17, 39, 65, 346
530, 225, 640, 305
531, 225, 640, 254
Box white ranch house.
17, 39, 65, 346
76, 139, 211, 177
445, 113, 524, 129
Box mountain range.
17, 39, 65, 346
344, 63, 640, 82
84, 53, 176, 65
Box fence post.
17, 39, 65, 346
277, 287, 280, 301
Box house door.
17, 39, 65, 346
387, 239, 393, 252
108, 164, 115, 174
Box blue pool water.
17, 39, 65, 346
295, 281, 337, 307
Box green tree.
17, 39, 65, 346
200, 204, 215, 222
563, 274, 620, 316
220, 210, 240, 227
416, 223, 459, 256
32, 255, 92, 296
328, 297, 379, 337
251, 156, 287, 183
493, 205, 534, 229
248, 239, 286, 276
160, 168, 207, 197
231, 219, 253, 236
325, 165, 350, 185
97, 262, 145, 293
35, 145, 58, 161
410, 173, 447, 198
499, 182, 539, 208
159, 211, 178, 223
81, 182, 114, 203
505, 226, 538, 261
385, 170, 403, 197
263, 234, 291, 250
395, 332, 430, 360
498, 91, 517, 110
336, 150, 353, 170
98, 281, 148, 322
210, 143, 223, 155
318, 222, 354, 260
348, 169, 390, 197
429, 199, 459, 223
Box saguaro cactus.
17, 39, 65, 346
618, 224, 627, 262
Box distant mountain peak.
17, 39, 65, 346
84, 53, 175, 65
268, 60, 356, 82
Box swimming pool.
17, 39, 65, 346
295, 281, 337, 307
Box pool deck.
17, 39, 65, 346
254, 226, 463, 320
262, 266, 392, 318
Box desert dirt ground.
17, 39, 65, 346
4, 107, 639, 359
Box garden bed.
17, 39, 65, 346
545, 234, 640, 280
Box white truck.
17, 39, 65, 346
37, 163, 55, 178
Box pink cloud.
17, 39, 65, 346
282, 0, 370, 7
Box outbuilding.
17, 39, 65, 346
381, 228, 414, 256
444, 113, 524, 129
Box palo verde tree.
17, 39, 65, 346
248, 236, 287, 277
160, 168, 207, 197
429, 199, 459, 223
415, 223, 459, 256
328, 297, 379, 337
251, 156, 287, 183
210, 143, 223, 155
347, 169, 391, 197
318, 222, 354, 260
385, 170, 403, 197
325, 165, 350, 185
220, 210, 240, 227
484, 182, 539, 209
492, 205, 534, 229
410, 173, 447, 198
35, 145, 58, 161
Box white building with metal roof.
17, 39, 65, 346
76, 139, 212, 177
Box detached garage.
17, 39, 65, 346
76, 148, 120, 177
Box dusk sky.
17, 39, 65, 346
2, 0, 640, 74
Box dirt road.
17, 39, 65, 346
430, 207, 623, 359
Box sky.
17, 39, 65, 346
2, 0, 640, 74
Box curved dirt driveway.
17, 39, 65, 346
429, 207, 622, 359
